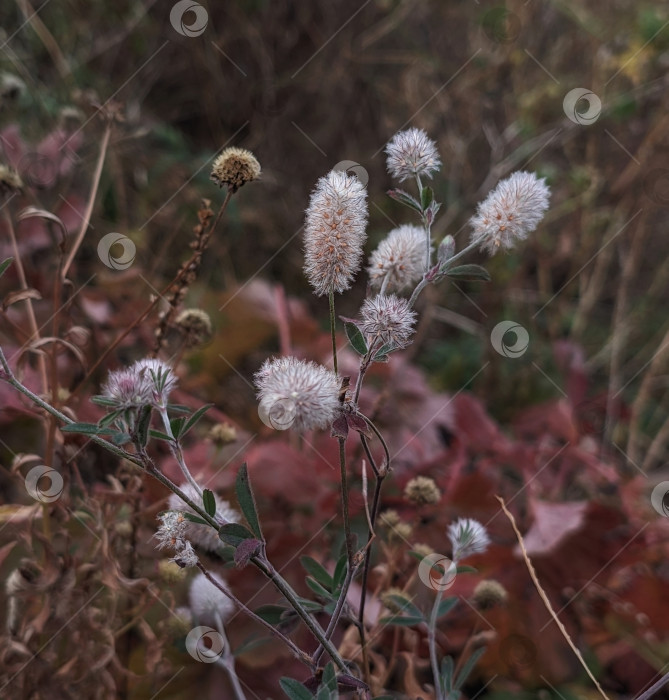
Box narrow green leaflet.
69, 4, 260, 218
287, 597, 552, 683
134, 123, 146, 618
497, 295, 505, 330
254, 604, 289, 625
453, 646, 486, 690
202, 488, 216, 517
332, 553, 347, 589
440, 655, 454, 694
385, 593, 424, 620
279, 677, 313, 700
0, 258, 14, 279
61, 422, 106, 435
300, 556, 334, 591
218, 522, 255, 547
169, 416, 185, 439
444, 264, 491, 282
378, 615, 425, 627
421, 185, 434, 210
305, 576, 334, 601
182, 512, 208, 526
387, 188, 422, 213
181, 403, 213, 438
316, 662, 338, 699
437, 596, 458, 618
343, 321, 367, 355
135, 405, 152, 448
235, 463, 263, 539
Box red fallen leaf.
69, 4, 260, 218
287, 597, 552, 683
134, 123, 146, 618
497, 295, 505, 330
234, 538, 262, 568
331, 414, 349, 439
521, 500, 588, 556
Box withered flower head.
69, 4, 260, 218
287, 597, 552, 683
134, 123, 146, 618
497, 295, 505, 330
404, 476, 441, 505
175, 308, 213, 348
472, 579, 508, 610
210, 147, 261, 193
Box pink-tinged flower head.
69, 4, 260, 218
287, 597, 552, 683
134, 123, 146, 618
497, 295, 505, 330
254, 357, 341, 431
102, 367, 153, 409
304, 170, 368, 296
469, 171, 550, 255
368, 224, 426, 292
359, 294, 417, 350
447, 518, 490, 561
385, 127, 441, 182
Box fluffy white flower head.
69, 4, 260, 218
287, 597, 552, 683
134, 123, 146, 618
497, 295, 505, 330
169, 483, 240, 553
304, 170, 368, 296
254, 357, 341, 432
102, 367, 152, 409
359, 295, 417, 350
385, 127, 441, 182
469, 171, 550, 255
132, 358, 177, 406
447, 518, 490, 561
368, 224, 426, 292
189, 572, 235, 625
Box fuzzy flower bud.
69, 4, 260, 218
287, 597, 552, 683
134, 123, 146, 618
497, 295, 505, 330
368, 224, 426, 292
469, 171, 550, 255
437, 235, 456, 265
210, 147, 261, 193
447, 518, 490, 561
189, 572, 235, 625
472, 579, 508, 610
359, 294, 417, 350
168, 483, 240, 553
385, 127, 441, 182
254, 357, 341, 432
175, 309, 213, 349
303, 170, 368, 296
404, 476, 441, 505
209, 422, 237, 445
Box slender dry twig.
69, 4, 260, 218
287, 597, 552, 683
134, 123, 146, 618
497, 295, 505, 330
496, 496, 611, 700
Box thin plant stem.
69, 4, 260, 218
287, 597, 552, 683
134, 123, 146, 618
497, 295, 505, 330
329, 288, 338, 375
212, 611, 247, 700
339, 437, 354, 566
158, 406, 203, 497
635, 671, 669, 700
428, 587, 445, 700
61, 121, 112, 280
198, 562, 313, 669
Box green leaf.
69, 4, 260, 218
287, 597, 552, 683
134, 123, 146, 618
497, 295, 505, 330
378, 615, 425, 627
108, 430, 131, 445
332, 553, 347, 589
444, 264, 491, 282
296, 596, 323, 613
343, 321, 367, 355
0, 257, 13, 279
166, 403, 191, 414
61, 422, 105, 435
90, 395, 118, 407
440, 655, 454, 694
182, 512, 209, 526
148, 429, 171, 441
453, 646, 486, 690
305, 576, 334, 601
421, 185, 434, 210
319, 662, 337, 697
456, 564, 478, 574
218, 522, 255, 547
235, 463, 263, 539
300, 556, 334, 591
387, 188, 422, 213
135, 405, 152, 448
233, 635, 269, 657
169, 416, 185, 439
279, 677, 313, 700
385, 594, 424, 621
437, 596, 458, 618
202, 488, 216, 517
181, 403, 213, 438
98, 410, 123, 428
